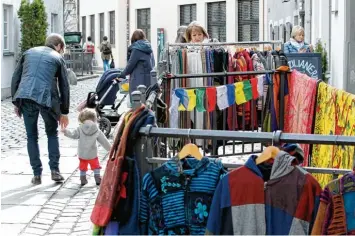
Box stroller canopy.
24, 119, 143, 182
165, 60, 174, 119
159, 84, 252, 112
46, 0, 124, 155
96, 69, 122, 106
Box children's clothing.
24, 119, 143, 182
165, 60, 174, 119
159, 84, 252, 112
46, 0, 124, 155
63, 120, 111, 185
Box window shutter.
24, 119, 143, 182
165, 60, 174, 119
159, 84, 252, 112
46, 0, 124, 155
137, 8, 151, 42
180, 4, 196, 26
207, 1, 226, 42
238, 0, 259, 41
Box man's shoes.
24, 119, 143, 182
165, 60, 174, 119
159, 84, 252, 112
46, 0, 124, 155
31, 175, 42, 185
51, 170, 64, 182
94, 174, 101, 186
80, 175, 88, 186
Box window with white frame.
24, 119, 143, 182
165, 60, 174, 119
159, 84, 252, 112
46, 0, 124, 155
3, 5, 11, 51
207, 1, 226, 42
90, 14, 95, 43
137, 8, 151, 42
238, 0, 259, 41
82, 16, 86, 44
179, 4, 196, 26
109, 11, 115, 45
99, 13, 104, 42
51, 13, 58, 33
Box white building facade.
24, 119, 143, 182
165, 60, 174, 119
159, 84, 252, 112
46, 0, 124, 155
266, 0, 355, 93
129, 0, 265, 62
79, 0, 127, 69
1, 0, 64, 99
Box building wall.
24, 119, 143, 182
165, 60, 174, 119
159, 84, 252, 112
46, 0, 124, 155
79, 0, 127, 69
266, 0, 349, 91
1, 0, 64, 100
129, 0, 265, 64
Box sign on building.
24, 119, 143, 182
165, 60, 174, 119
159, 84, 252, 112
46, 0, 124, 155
157, 28, 165, 62
285, 53, 322, 79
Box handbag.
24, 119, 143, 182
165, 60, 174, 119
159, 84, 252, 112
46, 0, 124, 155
110, 54, 115, 68
90, 106, 145, 226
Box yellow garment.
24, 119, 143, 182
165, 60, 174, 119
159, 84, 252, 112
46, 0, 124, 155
333, 90, 355, 173
235, 82, 246, 105
312, 82, 355, 187
178, 89, 196, 111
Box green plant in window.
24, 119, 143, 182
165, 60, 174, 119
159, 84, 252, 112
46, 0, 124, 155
314, 39, 329, 83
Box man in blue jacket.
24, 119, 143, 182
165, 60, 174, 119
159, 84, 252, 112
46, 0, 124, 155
11, 33, 70, 185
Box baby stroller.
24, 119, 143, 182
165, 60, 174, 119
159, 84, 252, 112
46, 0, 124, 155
84, 69, 129, 137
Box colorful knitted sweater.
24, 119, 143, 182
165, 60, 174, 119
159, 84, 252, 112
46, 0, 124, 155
206, 152, 322, 235
311, 172, 355, 235
139, 157, 226, 235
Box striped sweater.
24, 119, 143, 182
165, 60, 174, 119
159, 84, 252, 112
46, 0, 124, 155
206, 152, 322, 235
139, 157, 226, 235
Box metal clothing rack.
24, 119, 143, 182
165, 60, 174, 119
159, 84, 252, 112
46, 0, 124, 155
166, 40, 284, 73
165, 70, 276, 79
137, 126, 355, 178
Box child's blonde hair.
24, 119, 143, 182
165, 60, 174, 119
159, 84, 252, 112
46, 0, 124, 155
185, 21, 209, 42
78, 108, 97, 123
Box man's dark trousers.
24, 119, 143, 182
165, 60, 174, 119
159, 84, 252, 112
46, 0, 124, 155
21, 99, 60, 176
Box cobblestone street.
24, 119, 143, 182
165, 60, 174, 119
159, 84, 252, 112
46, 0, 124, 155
1, 77, 129, 235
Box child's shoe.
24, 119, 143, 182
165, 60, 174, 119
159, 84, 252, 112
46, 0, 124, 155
80, 175, 88, 186
94, 174, 101, 186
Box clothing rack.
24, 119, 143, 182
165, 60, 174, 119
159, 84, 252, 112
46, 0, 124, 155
165, 70, 276, 79
168, 40, 284, 47
137, 126, 355, 178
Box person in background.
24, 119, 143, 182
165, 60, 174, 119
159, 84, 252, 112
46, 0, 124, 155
11, 33, 70, 185
99, 36, 112, 72
284, 25, 313, 53
185, 21, 219, 43
175, 26, 188, 43
116, 29, 155, 100
83, 36, 95, 75
62, 108, 111, 186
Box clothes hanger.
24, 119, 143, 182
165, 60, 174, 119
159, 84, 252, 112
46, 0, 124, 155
177, 129, 202, 160
255, 131, 280, 165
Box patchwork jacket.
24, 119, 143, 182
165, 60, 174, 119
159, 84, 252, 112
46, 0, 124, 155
311, 172, 355, 235
206, 152, 322, 235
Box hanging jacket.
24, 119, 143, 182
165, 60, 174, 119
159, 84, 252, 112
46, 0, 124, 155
140, 157, 227, 235
311, 172, 355, 235
206, 152, 322, 235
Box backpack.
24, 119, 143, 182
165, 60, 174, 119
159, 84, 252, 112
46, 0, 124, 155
102, 44, 112, 55
86, 44, 95, 54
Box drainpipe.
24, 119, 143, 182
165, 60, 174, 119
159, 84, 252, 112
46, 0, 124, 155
310, 0, 312, 44
77, 0, 80, 32
328, 0, 332, 73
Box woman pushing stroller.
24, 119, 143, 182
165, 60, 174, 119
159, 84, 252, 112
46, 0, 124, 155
116, 29, 155, 102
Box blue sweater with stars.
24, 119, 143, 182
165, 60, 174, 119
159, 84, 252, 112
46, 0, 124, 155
139, 157, 226, 235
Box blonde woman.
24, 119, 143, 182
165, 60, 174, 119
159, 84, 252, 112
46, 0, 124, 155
284, 25, 313, 53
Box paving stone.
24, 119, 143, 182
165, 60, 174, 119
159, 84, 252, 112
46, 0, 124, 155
51, 222, 74, 230
48, 228, 71, 234
37, 212, 57, 220
45, 202, 66, 208
57, 216, 78, 222
28, 223, 51, 230
41, 208, 61, 215
44, 204, 65, 211
23, 227, 47, 235
1, 223, 27, 235
1, 205, 42, 224
61, 212, 81, 217
32, 218, 54, 225
62, 208, 84, 213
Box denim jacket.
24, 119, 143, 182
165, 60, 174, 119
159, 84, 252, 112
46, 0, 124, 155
11, 46, 70, 118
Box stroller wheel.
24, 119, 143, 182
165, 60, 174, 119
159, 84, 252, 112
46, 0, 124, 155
98, 117, 112, 137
